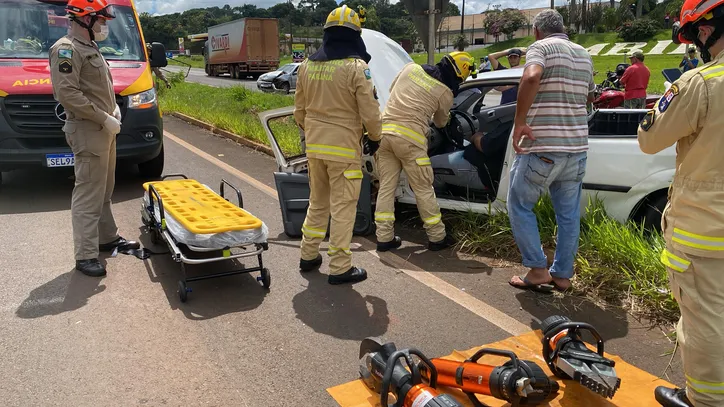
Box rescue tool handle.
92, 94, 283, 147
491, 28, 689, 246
161, 174, 189, 180
147, 183, 166, 229
380, 349, 437, 407
542, 322, 606, 374
220, 178, 244, 208
466, 348, 520, 372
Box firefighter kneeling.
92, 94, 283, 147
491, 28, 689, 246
293, 5, 382, 285
375, 52, 477, 252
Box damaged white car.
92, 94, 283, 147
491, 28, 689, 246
259, 29, 676, 238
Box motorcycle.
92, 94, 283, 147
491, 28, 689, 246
592, 63, 660, 109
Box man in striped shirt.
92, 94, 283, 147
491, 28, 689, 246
507, 9, 595, 294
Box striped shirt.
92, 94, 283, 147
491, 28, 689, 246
520, 33, 595, 153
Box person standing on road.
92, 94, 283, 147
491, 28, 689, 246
638, 1, 724, 406
374, 52, 476, 253
506, 9, 595, 294
49, 0, 139, 278
488, 48, 527, 104
293, 5, 382, 285
620, 50, 651, 109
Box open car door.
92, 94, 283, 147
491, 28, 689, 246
258, 107, 375, 238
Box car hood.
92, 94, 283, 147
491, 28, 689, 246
361, 28, 414, 110
260, 70, 285, 81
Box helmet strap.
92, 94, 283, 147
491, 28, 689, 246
695, 18, 724, 63
70, 15, 99, 42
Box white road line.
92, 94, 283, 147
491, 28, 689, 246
164, 130, 530, 336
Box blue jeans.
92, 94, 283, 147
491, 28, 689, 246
506, 151, 587, 279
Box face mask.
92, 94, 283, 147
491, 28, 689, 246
94, 23, 109, 42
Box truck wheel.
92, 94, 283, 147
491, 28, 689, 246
138, 146, 165, 179
205, 64, 210, 76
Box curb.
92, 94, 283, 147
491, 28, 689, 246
169, 112, 275, 158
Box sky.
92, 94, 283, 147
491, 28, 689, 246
134, 0, 572, 17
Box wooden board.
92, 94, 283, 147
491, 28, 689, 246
327, 330, 674, 407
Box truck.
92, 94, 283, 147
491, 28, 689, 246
0, 0, 168, 185
204, 18, 280, 80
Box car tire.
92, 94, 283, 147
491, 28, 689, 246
138, 146, 165, 179
641, 194, 667, 233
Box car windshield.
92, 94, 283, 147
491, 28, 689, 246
280, 64, 296, 74
0, 0, 144, 61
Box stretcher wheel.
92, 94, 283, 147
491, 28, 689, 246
258, 268, 270, 289
178, 280, 189, 303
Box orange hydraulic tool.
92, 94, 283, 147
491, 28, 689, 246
419, 348, 560, 407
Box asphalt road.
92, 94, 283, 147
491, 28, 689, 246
0, 116, 683, 406
164, 65, 261, 91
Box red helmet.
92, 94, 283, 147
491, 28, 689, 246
66, 0, 116, 20
674, 0, 724, 44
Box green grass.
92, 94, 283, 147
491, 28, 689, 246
412, 30, 686, 94
448, 195, 678, 324
158, 73, 301, 155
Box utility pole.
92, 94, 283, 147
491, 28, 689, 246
426, 0, 438, 65
461, 0, 465, 36
288, 0, 294, 54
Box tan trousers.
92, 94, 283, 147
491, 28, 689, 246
662, 246, 724, 406
66, 123, 120, 261
300, 158, 363, 275
374, 136, 445, 243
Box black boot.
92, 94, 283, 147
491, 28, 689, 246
654, 386, 694, 407
75, 259, 106, 277
300, 255, 323, 272
428, 234, 456, 251
99, 237, 140, 252
377, 236, 402, 252
328, 266, 367, 285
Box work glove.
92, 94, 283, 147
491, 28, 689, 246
103, 114, 122, 135
364, 139, 380, 156
113, 104, 121, 121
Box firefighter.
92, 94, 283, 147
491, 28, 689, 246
637, 1, 724, 405
375, 52, 477, 252
49, 0, 139, 277
293, 5, 382, 285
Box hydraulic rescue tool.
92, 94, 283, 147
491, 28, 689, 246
541, 315, 622, 399
419, 348, 560, 407
359, 337, 463, 407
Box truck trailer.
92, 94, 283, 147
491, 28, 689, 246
204, 18, 280, 79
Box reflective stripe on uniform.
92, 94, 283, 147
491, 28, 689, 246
375, 211, 395, 222
344, 170, 363, 179
423, 213, 442, 225
660, 248, 691, 272
672, 228, 724, 251
302, 223, 326, 238
328, 246, 352, 256
306, 143, 356, 159
382, 124, 426, 145
416, 157, 431, 166
702, 63, 724, 80
686, 375, 724, 395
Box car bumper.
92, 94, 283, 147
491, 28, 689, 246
0, 102, 163, 171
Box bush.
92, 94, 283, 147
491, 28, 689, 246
617, 19, 659, 41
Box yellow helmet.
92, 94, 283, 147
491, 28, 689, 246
444, 51, 478, 80
324, 5, 362, 32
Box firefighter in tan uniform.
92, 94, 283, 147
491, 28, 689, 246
294, 5, 382, 285
49, 0, 139, 278
638, 1, 724, 406
375, 52, 477, 252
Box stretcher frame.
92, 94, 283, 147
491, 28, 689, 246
141, 174, 270, 303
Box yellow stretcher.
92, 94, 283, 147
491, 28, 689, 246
141, 174, 270, 302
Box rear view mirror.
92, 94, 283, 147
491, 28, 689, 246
149, 42, 167, 68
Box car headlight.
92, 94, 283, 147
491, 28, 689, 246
128, 88, 157, 109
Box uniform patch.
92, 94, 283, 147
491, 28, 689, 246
364, 68, 371, 79
658, 84, 679, 113
640, 109, 656, 131
58, 59, 73, 74
58, 49, 72, 59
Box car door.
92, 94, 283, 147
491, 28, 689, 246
258, 107, 375, 238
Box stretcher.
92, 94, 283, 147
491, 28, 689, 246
141, 174, 270, 303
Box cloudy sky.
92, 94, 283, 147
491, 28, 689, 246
135, 0, 572, 17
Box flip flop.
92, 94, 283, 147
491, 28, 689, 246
508, 275, 555, 294
551, 280, 573, 293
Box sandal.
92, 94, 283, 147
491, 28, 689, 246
508, 275, 555, 294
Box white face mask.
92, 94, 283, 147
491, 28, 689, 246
94, 23, 109, 42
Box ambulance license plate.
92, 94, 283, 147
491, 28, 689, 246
46, 153, 75, 167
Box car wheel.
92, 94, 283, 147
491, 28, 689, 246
640, 194, 667, 233
281, 82, 290, 94
138, 146, 165, 179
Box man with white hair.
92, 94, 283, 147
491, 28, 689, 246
507, 9, 595, 293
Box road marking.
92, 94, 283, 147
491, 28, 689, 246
164, 130, 530, 336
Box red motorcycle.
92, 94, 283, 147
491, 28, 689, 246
593, 63, 660, 109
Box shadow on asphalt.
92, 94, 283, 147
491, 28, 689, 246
292, 271, 389, 341
15, 268, 106, 319
137, 226, 268, 321
0, 164, 150, 215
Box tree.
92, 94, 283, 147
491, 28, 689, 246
446, 3, 460, 16
499, 8, 527, 40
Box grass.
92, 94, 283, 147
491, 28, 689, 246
412, 30, 686, 94
448, 195, 678, 324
